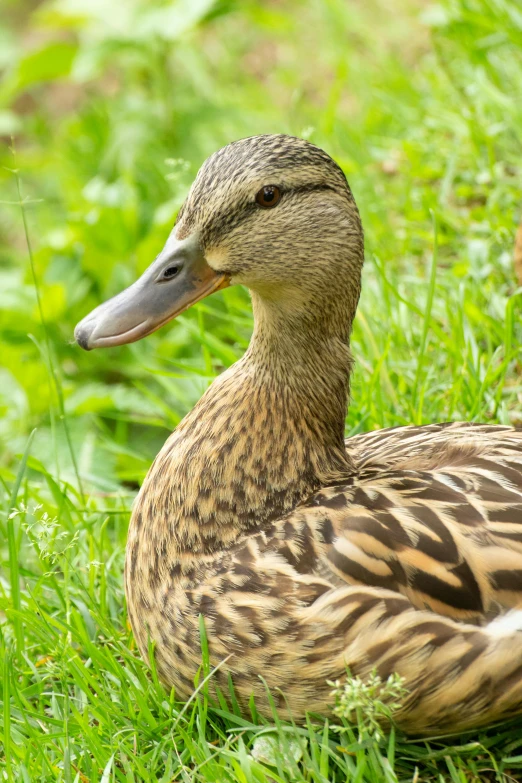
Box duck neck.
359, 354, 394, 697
132, 287, 356, 557
246, 288, 355, 471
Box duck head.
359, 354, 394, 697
74, 134, 363, 350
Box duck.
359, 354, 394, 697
75, 134, 522, 735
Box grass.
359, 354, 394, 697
1, 0, 522, 779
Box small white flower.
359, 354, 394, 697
329, 670, 408, 740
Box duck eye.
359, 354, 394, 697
255, 185, 281, 208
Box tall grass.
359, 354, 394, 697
1, 0, 522, 779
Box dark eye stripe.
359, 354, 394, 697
258, 183, 339, 200
202, 182, 342, 240
288, 183, 339, 196
250, 183, 337, 215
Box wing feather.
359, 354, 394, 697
276, 424, 522, 620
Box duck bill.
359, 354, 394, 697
74, 235, 229, 350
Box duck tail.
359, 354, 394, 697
334, 589, 522, 734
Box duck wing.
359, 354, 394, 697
300, 422, 522, 620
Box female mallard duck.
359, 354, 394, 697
75, 135, 522, 735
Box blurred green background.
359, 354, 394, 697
1, 0, 521, 496
1, 1, 522, 779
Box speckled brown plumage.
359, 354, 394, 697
81, 135, 522, 735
